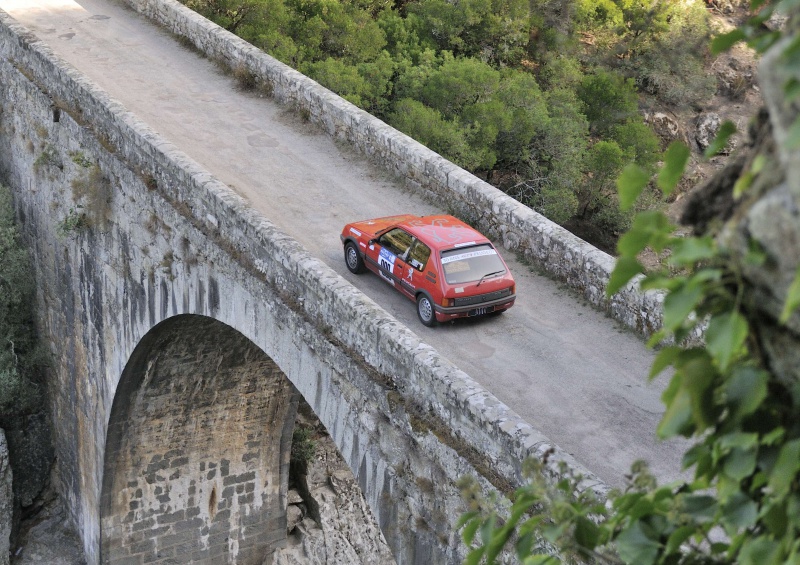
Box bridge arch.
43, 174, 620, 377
100, 315, 300, 564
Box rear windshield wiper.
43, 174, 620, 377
476, 270, 504, 287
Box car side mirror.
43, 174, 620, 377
368, 239, 377, 246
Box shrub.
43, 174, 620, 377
291, 426, 316, 465
406, 0, 530, 65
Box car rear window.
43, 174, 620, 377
440, 244, 506, 284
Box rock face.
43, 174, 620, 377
682, 37, 800, 387
10, 495, 85, 565
695, 113, 737, 154
272, 409, 396, 565
5, 414, 52, 509
695, 112, 722, 151
644, 112, 685, 147
0, 430, 12, 565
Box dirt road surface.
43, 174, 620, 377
0, 0, 689, 488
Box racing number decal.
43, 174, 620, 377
379, 248, 397, 285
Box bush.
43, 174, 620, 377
492, 71, 549, 172
609, 119, 661, 171
291, 426, 316, 465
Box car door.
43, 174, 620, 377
374, 228, 414, 296
402, 238, 435, 300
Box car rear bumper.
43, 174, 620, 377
434, 294, 516, 321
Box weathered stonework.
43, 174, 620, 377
121, 0, 666, 340
101, 317, 297, 564
0, 8, 606, 565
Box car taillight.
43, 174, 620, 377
442, 297, 454, 307
511, 284, 515, 295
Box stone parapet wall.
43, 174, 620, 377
123, 0, 665, 338
0, 7, 607, 564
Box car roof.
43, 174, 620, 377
399, 215, 490, 250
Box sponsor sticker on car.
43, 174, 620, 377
379, 247, 397, 285
441, 248, 497, 264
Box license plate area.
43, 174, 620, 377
468, 305, 495, 317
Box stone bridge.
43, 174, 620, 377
0, 1, 667, 564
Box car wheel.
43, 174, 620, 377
416, 294, 437, 327
344, 241, 366, 274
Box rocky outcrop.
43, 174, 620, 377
682, 37, 800, 386
9, 495, 85, 565
644, 111, 687, 147
695, 112, 738, 154
273, 411, 395, 565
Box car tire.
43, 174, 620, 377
416, 294, 437, 327
344, 241, 366, 274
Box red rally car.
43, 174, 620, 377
340, 214, 516, 326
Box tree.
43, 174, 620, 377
388, 98, 485, 170
458, 2, 800, 563
609, 119, 660, 171
519, 88, 587, 224
301, 52, 395, 115
492, 71, 549, 173
577, 69, 638, 135
405, 0, 530, 65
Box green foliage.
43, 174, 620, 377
492, 71, 549, 172
609, 119, 660, 171
57, 206, 87, 239
405, 0, 530, 65
69, 151, 93, 169
630, 1, 712, 105
462, 148, 800, 562
33, 144, 63, 173
577, 70, 638, 135
389, 98, 486, 170
531, 183, 579, 225
181, 0, 696, 247
575, 141, 631, 239
515, 87, 588, 224
576, 0, 713, 109
0, 185, 42, 419
574, 0, 623, 29
537, 55, 583, 91
414, 55, 500, 118
291, 425, 316, 464
301, 52, 394, 114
